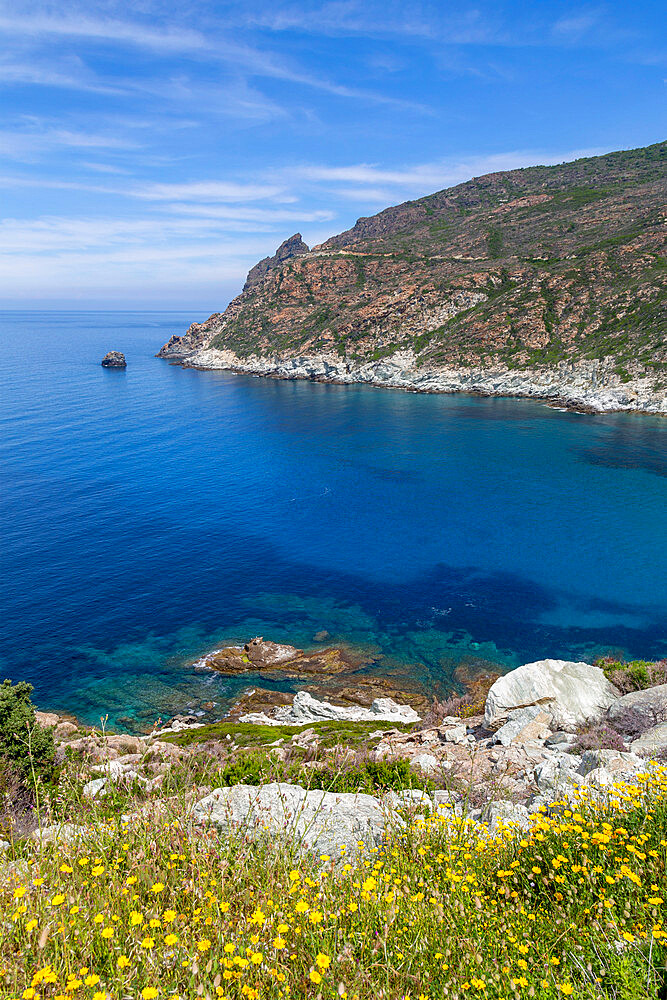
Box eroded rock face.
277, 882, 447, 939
484, 659, 620, 731
193, 782, 398, 858
101, 351, 127, 367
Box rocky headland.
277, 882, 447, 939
158, 141, 667, 415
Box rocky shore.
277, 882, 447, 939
22, 650, 666, 858
159, 343, 667, 415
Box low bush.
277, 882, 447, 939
597, 657, 667, 694
0, 679, 55, 783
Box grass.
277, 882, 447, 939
1, 767, 666, 999
160, 721, 419, 750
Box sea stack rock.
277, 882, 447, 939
101, 351, 127, 368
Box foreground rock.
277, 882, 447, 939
193, 782, 400, 857
101, 351, 127, 367
484, 659, 619, 731
608, 684, 667, 733
630, 721, 667, 754
239, 690, 420, 726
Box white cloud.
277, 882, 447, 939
290, 147, 607, 197
0, 126, 139, 159
0, 11, 207, 53
130, 180, 287, 203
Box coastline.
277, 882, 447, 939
159, 345, 667, 416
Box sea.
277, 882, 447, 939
2, 311, 666, 731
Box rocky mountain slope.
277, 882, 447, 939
159, 141, 667, 412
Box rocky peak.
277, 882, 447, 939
243, 233, 309, 291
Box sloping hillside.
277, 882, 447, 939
159, 141, 667, 408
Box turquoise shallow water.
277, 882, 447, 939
1, 311, 666, 730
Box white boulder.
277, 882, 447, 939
193, 782, 401, 858
239, 690, 420, 726
484, 659, 619, 731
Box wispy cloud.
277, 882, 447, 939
0, 124, 140, 159
0, 5, 426, 110
288, 147, 607, 198
0, 11, 207, 53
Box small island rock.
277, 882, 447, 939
101, 351, 127, 367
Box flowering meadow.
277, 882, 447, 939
1, 766, 666, 1000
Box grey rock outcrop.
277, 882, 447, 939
168, 347, 667, 415
193, 782, 399, 858
484, 659, 619, 731
101, 351, 127, 367
244, 234, 309, 291
239, 690, 420, 726
486, 800, 531, 832
493, 706, 553, 747
608, 685, 667, 733
630, 721, 667, 754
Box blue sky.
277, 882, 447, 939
1, 1, 665, 310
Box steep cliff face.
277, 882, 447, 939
158, 141, 667, 409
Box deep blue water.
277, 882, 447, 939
2, 311, 666, 730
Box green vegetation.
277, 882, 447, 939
184, 141, 667, 381
161, 719, 418, 749
486, 225, 504, 259
597, 656, 667, 694
0, 679, 54, 782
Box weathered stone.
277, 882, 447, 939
83, 777, 108, 798
55, 721, 78, 738
484, 660, 619, 731
443, 724, 468, 743
31, 823, 88, 844
193, 782, 401, 858
385, 789, 433, 813
608, 685, 667, 732
239, 690, 420, 726
544, 731, 577, 749
101, 351, 127, 367
493, 706, 552, 747
533, 756, 580, 793
411, 753, 440, 775
631, 721, 667, 754
34, 711, 60, 727
486, 800, 530, 832
577, 749, 645, 778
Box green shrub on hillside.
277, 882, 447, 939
0, 679, 55, 782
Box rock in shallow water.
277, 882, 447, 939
101, 351, 127, 367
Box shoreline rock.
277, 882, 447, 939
158, 346, 667, 416
239, 690, 421, 726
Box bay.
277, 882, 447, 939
1, 310, 666, 730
